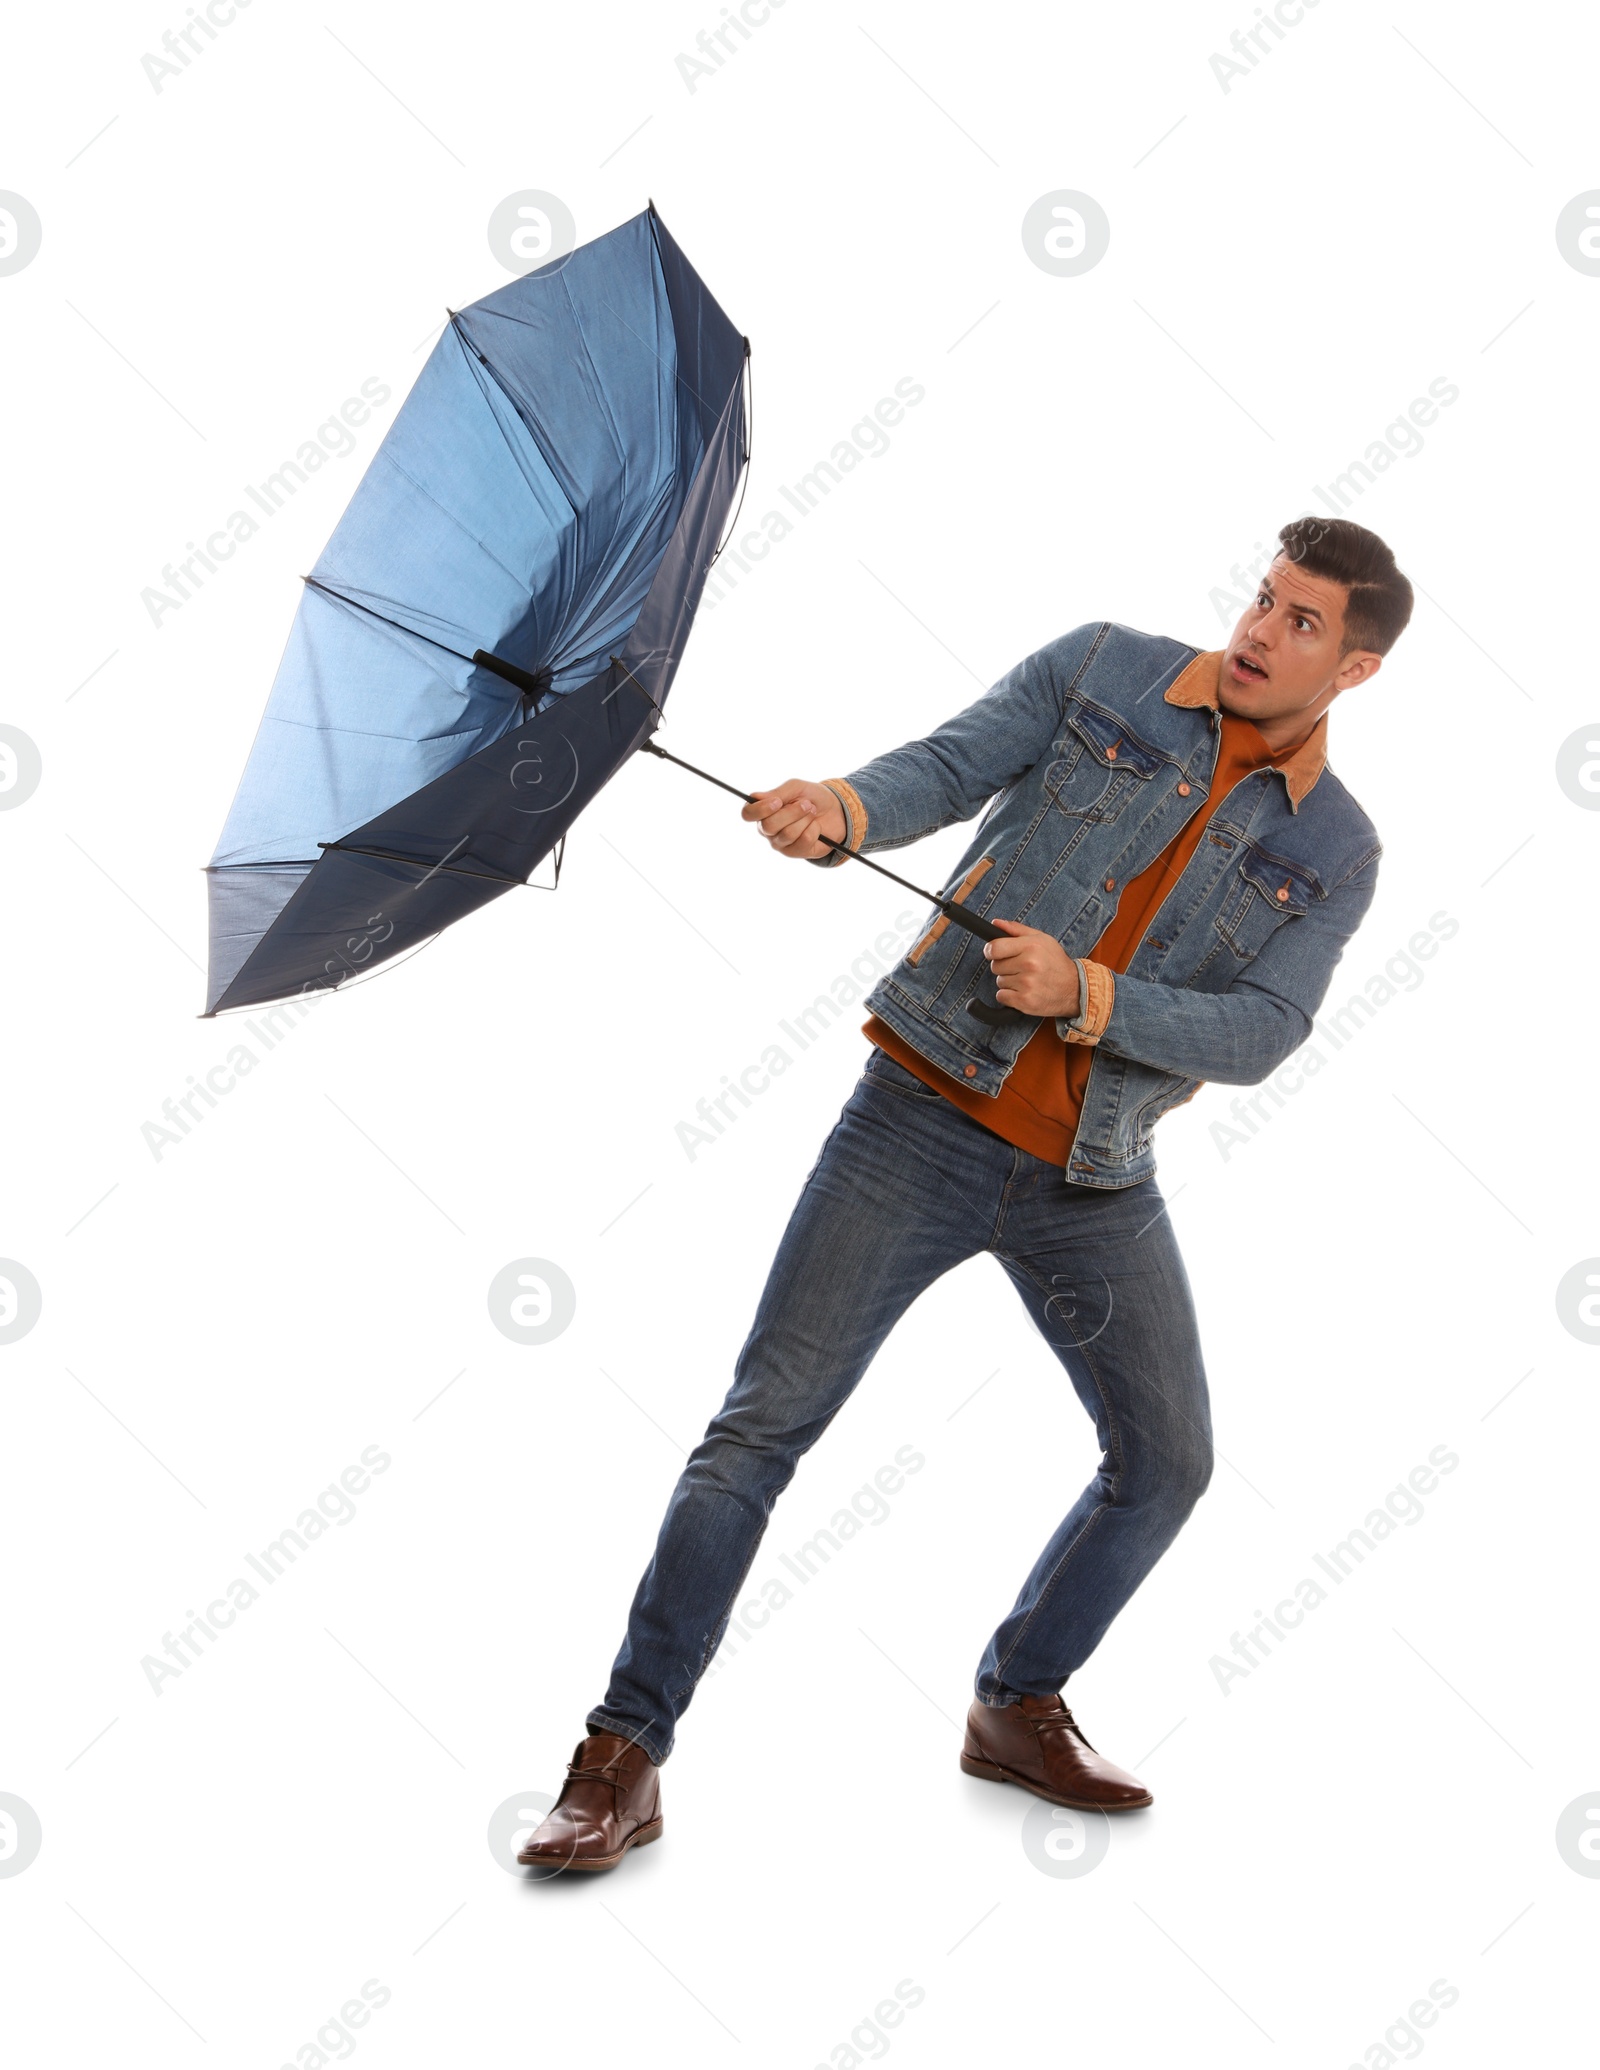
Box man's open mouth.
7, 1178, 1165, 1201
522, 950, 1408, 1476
1231, 651, 1268, 681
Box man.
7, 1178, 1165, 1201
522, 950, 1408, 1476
520, 515, 1411, 1873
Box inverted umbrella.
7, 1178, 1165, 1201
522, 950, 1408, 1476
204, 200, 1020, 1029
203, 202, 749, 1015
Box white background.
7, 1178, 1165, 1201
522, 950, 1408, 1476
2, 1, 1596, 2063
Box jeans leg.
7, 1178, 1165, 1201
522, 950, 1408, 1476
974, 1162, 1213, 1705
589, 1049, 1009, 1761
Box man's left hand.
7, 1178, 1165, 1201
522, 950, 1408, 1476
983, 918, 1081, 1017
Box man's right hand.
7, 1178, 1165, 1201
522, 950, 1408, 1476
741, 779, 847, 862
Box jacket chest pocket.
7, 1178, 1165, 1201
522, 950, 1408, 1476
1215, 846, 1318, 959
1043, 699, 1165, 825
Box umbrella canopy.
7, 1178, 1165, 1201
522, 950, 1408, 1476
204, 203, 747, 1015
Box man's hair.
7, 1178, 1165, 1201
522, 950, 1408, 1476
1275, 516, 1414, 657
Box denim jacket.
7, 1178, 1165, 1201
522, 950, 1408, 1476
811, 623, 1382, 1189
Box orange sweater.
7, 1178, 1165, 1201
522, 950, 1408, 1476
863, 709, 1298, 1163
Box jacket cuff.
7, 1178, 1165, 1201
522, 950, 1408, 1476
1056, 958, 1115, 1046
805, 777, 869, 869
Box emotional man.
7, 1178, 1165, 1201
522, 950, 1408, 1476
521, 515, 1410, 1873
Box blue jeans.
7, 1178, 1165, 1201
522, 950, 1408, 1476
588, 1045, 1214, 1763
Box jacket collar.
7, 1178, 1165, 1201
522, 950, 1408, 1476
1164, 649, 1328, 813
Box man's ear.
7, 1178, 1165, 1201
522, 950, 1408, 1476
1333, 649, 1383, 694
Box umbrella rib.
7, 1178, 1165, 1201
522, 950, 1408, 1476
302, 576, 478, 666
317, 838, 528, 886
301, 578, 545, 710
448, 310, 579, 514
607, 653, 665, 722
708, 345, 753, 570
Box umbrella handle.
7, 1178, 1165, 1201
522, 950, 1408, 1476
936, 902, 1031, 1027
798, 835, 1031, 1028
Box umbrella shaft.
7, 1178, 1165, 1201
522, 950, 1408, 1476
637, 737, 1001, 942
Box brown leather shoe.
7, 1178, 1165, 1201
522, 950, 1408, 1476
517, 1730, 663, 1873
961, 1694, 1152, 1810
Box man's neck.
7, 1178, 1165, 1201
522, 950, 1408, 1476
1220, 693, 1331, 757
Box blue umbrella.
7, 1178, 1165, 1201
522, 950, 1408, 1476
203, 203, 749, 1015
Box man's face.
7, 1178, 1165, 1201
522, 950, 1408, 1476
1221, 553, 1383, 725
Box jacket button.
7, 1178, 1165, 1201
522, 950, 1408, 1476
1105, 743, 1118, 760
1276, 884, 1290, 902
963, 1064, 977, 1078
1104, 877, 1115, 892
1177, 781, 1191, 796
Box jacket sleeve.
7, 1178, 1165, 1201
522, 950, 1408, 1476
1080, 848, 1382, 1084
807, 625, 1105, 867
